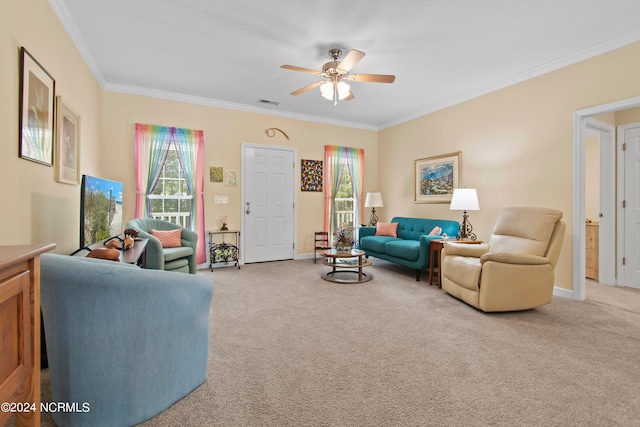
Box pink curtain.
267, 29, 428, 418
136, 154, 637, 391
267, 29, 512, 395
134, 123, 206, 264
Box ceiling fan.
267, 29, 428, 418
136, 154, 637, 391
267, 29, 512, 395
281, 48, 396, 106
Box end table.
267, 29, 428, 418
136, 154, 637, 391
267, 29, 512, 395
208, 230, 241, 270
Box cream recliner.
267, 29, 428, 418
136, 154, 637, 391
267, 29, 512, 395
441, 207, 565, 312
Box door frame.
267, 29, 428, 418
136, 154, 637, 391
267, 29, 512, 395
584, 118, 615, 286
240, 142, 297, 264
572, 95, 640, 300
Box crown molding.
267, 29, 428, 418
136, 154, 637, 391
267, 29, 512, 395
103, 83, 378, 131
48, 0, 106, 86
379, 28, 640, 130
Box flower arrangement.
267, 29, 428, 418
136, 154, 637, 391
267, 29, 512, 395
333, 226, 353, 251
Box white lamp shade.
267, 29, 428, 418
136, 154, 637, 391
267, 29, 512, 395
365, 192, 384, 208
320, 81, 351, 100
450, 188, 479, 211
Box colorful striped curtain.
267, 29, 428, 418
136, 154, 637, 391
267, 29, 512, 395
324, 145, 365, 234
134, 123, 206, 264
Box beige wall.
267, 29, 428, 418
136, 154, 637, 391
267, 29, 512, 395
101, 92, 378, 255
1, 0, 377, 256
6, 0, 640, 291
0, 0, 103, 254
379, 42, 640, 290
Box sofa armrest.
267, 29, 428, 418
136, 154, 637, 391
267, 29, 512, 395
358, 227, 376, 248
359, 226, 376, 239
480, 252, 550, 265
133, 229, 164, 270
443, 242, 489, 257
181, 227, 198, 248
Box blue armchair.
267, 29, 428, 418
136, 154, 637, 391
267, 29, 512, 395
125, 218, 198, 273
40, 253, 214, 427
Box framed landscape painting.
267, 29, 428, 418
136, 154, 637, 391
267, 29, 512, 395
19, 47, 55, 166
414, 152, 461, 203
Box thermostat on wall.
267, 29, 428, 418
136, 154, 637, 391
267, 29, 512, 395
214, 196, 228, 204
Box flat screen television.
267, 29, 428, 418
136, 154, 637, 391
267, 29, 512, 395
80, 174, 123, 248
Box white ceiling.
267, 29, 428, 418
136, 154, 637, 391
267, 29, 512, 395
50, 0, 640, 130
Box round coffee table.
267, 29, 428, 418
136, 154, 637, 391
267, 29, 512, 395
320, 249, 372, 283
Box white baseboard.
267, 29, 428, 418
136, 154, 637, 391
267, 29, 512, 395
553, 286, 575, 300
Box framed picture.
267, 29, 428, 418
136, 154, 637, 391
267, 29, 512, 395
19, 47, 55, 166
414, 151, 461, 203
210, 166, 223, 183
55, 97, 80, 184
301, 159, 323, 191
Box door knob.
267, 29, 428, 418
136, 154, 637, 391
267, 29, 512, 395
245, 201, 251, 214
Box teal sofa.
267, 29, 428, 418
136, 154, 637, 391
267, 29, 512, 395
359, 217, 460, 281
40, 253, 214, 426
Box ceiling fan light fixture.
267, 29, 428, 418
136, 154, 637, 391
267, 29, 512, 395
320, 82, 333, 100
337, 81, 351, 100
320, 81, 351, 101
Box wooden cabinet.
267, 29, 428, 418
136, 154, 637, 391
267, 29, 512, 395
585, 222, 599, 280
0, 244, 55, 427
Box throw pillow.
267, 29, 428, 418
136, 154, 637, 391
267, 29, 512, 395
428, 226, 442, 236
375, 222, 399, 237
151, 228, 182, 248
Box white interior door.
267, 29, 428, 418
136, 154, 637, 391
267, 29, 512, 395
621, 123, 640, 289
242, 144, 295, 263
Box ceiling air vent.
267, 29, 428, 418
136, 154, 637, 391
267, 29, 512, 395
258, 98, 279, 107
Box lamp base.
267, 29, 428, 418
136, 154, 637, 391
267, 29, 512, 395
368, 207, 378, 227
457, 211, 477, 241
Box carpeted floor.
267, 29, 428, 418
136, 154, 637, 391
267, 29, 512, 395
36, 259, 640, 426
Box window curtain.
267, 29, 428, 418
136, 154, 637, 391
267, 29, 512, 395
323, 145, 365, 234
134, 123, 206, 264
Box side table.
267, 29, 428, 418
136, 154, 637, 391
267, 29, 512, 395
429, 239, 483, 288
73, 237, 148, 267
208, 230, 240, 270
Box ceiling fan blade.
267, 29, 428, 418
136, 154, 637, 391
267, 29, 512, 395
344, 92, 355, 101
281, 65, 321, 75
336, 49, 365, 73
347, 74, 396, 83
290, 81, 323, 96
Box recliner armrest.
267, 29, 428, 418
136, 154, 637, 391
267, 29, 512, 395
443, 242, 489, 257
480, 252, 550, 265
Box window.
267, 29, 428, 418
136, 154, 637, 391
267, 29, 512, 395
334, 162, 355, 228
134, 123, 206, 264
324, 145, 364, 236
147, 145, 192, 228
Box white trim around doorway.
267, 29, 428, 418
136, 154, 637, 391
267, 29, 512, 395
572, 95, 640, 300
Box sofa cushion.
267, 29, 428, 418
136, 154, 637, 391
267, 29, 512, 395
165, 257, 190, 271
375, 222, 398, 237
385, 239, 421, 262
163, 246, 194, 262
360, 235, 399, 253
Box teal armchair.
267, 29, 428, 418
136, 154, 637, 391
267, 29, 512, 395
126, 218, 197, 274
40, 253, 214, 426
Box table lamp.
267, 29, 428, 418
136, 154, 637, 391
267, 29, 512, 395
449, 188, 479, 240
365, 192, 384, 226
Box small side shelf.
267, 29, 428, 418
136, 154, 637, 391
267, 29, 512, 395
208, 230, 240, 270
